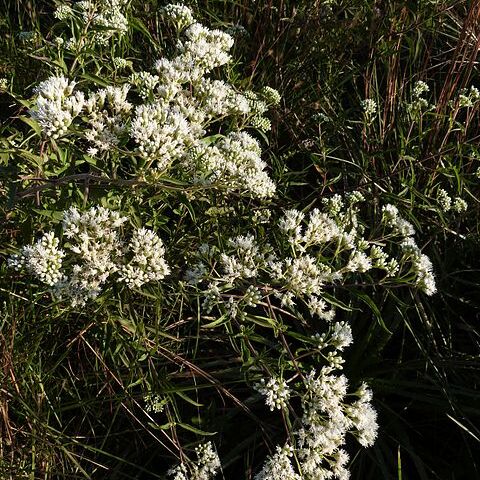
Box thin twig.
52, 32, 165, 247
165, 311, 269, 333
14, 173, 209, 200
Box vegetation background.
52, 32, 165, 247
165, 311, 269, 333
1, 0, 479, 479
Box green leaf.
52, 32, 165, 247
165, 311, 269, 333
175, 390, 204, 407
321, 292, 355, 311
353, 289, 392, 334
31, 209, 64, 221
18, 116, 42, 136
202, 314, 229, 328
129, 17, 156, 45
177, 422, 216, 436
80, 73, 110, 87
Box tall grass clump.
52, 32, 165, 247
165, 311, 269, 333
1, 1, 479, 479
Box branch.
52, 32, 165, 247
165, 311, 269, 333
14, 173, 204, 200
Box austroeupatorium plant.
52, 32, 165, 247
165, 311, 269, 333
3, 3, 439, 479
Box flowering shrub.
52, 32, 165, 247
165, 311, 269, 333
7, 196, 435, 477
174, 195, 435, 477
5, 1, 476, 480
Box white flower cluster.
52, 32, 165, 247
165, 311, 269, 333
453, 197, 468, 213
413, 80, 429, 98
255, 377, 291, 411
177, 23, 234, 79
113, 56, 130, 69
169, 442, 221, 480
437, 188, 452, 212
215, 132, 276, 198
346, 383, 378, 447
243, 285, 262, 306
189, 195, 435, 325
126, 13, 278, 188
9, 206, 170, 306
244, 90, 271, 132
304, 208, 341, 244
248, 248, 378, 479
195, 78, 250, 117
54, 4, 73, 20
55, 206, 127, 305
273, 198, 383, 310
161, 3, 195, 31
118, 228, 170, 288
144, 393, 165, 413
254, 445, 301, 480
285, 195, 369, 256
76, 0, 129, 44
382, 204, 436, 295
346, 250, 372, 273
400, 238, 436, 296
8, 232, 65, 286
129, 71, 160, 100
189, 132, 276, 198
302, 371, 376, 479
361, 98, 377, 117
84, 84, 132, 153
131, 101, 193, 171
381, 204, 415, 237
152, 19, 234, 85
282, 255, 328, 298
30, 76, 84, 138
407, 80, 430, 114
312, 321, 353, 352
255, 370, 377, 479
307, 295, 336, 321
28, 5, 279, 199
220, 234, 262, 282
261, 86, 281, 106
369, 245, 399, 276
436, 189, 468, 214
457, 85, 480, 108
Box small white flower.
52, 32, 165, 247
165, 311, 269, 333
458, 86, 479, 107
308, 296, 335, 321
437, 188, 452, 212
346, 250, 372, 273
452, 197, 467, 213
8, 232, 65, 286
361, 98, 377, 117
303, 209, 340, 245
283, 255, 325, 297
260, 86, 281, 105
144, 393, 165, 413
255, 377, 291, 411
413, 80, 429, 97
330, 321, 353, 351
161, 3, 195, 30
30, 75, 84, 138
54, 4, 73, 20
169, 441, 221, 480
254, 445, 301, 480
118, 228, 170, 288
